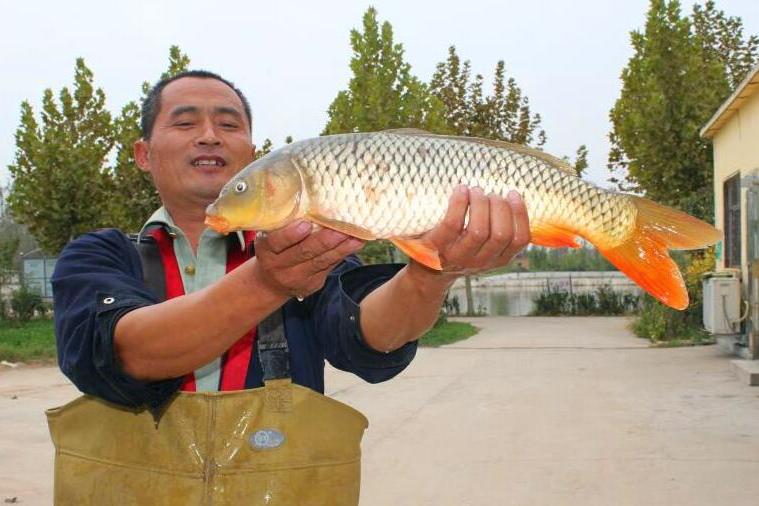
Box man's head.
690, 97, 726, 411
134, 71, 256, 211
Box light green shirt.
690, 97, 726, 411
139, 207, 246, 392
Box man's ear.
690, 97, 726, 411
251, 144, 256, 160
134, 139, 150, 172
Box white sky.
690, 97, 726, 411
2, 0, 757, 189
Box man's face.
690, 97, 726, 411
135, 77, 255, 208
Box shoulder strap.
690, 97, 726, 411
128, 233, 167, 302
257, 309, 291, 381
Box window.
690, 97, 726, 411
724, 174, 741, 268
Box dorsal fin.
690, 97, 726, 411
380, 128, 578, 177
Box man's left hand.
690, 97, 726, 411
409, 185, 531, 280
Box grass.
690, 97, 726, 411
419, 320, 478, 347
0, 319, 57, 363
0, 317, 478, 363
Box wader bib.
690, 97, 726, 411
46, 232, 369, 505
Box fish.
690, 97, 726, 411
205, 129, 722, 310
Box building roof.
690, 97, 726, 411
700, 62, 759, 140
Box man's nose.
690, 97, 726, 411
196, 120, 222, 146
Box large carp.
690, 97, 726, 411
205, 129, 721, 310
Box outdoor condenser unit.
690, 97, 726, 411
703, 272, 741, 334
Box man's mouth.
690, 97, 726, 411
192, 156, 227, 167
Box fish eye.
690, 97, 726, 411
234, 181, 248, 193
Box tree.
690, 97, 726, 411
323, 7, 447, 135
323, 7, 448, 264
430, 46, 547, 314
573, 145, 589, 178
692, 0, 759, 89
110, 46, 191, 232
7, 58, 116, 253
429, 47, 546, 146
608, 0, 756, 221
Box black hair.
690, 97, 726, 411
140, 70, 252, 139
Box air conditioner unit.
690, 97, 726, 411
703, 272, 741, 334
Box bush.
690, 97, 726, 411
531, 285, 570, 315
10, 285, 45, 322
531, 283, 637, 316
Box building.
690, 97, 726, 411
701, 63, 759, 361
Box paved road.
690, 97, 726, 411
2, 316, 759, 505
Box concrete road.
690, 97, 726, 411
2, 316, 759, 505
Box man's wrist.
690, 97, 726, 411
403, 262, 458, 296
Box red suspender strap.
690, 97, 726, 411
148, 228, 197, 392
219, 230, 257, 391
148, 228, 258, 392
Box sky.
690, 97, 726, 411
2, 0, 758, 189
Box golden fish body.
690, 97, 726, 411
290, 131, 634, 248
206, 130, 721, 310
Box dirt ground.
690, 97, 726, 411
2, 316, 759, 505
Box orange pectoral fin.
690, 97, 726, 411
390, 237, 442, 270
306, 213, 377, 241
530, 223, 581, 248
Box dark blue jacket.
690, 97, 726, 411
52, 229, 417, 412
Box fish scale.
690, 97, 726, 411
291, 132, 635, 245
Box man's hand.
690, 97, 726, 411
253, 221, 365, 300
411, 186, 531, 280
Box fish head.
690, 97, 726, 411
205, 152, 304, 234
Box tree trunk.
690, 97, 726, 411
465, 275, 475, 316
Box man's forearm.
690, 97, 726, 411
114, 258, 288, 382
359, 265, 455, 352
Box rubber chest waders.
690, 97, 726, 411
46, 231, 369, 505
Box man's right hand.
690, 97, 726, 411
252, 220, 365, 300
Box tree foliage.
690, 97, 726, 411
608, 0, 757, 221
323, 7, 447, 135
430, 46, 546, 146
7, 58, 116, 253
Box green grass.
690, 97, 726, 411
419, 321, 478, 347
0, 319, 57, 363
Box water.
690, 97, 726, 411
447, 273, 642, 316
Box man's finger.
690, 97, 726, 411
451, 187, 490, 256
427, 185, 469, 246
507, 190, 531, 249
307, 237, 365, 273
292, 229, 353, 264
474, 194, 513, 262
258, 220, 312, 254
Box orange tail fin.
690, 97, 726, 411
597, 196, 722, 310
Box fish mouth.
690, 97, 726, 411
205, 214, 230, 233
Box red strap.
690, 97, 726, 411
149, 228, 257, 392
149, 228, 197, 392
219, 231, 257, 391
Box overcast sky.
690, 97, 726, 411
2, 0, 757, 189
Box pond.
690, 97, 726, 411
447, 273, 642, 316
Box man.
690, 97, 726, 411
48, 70, 530, 504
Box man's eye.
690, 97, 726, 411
221, 123, 238, 129
175, 122, 193, 127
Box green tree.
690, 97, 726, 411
573, 145, 589, 177
608, 0, 756, 221
323, 7, 447, 135
110, 45, 191, 232
324, 7, 448, 264
430, 46, 547, 314
429, 47, 546, 146
692, 0, 758, 89
7, 58, 116, 253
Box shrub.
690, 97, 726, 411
10, 285, 45, 322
